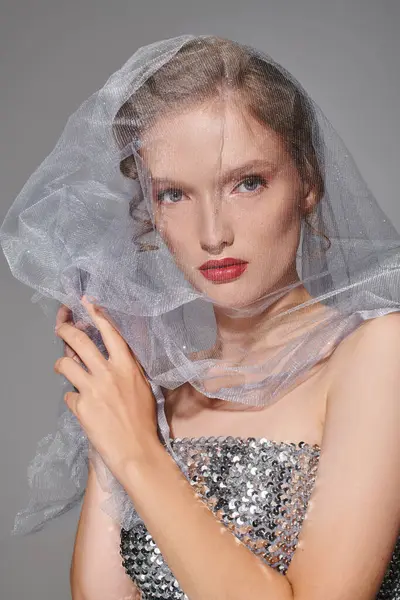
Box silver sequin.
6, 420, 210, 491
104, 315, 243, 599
120, 436, 400, 599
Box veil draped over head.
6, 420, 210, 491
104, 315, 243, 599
1, 34, 400, 534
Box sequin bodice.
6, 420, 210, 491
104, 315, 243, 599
120, 436, 400, 600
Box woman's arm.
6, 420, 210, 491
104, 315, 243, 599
56, 301, 400, 600
116, 313, 400, 600
70, 459, 141, 600
55, 305, 140, 599
284, 313, 400, 600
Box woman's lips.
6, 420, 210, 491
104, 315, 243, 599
199, 258, 248, 283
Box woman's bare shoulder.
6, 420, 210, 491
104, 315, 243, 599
285, 311, 400, 600
324, 311, 400, 388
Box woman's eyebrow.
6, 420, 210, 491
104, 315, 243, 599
150, 176, 183, 187
218, 159, 277, 185
150, 159, 277, 189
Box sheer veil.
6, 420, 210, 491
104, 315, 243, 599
1, 34, 399, 534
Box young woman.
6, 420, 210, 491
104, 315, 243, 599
2, 35, 400, 600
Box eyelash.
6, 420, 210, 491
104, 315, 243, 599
155, 174, 269, 204
156, 188, 183, 204
233, 174, 269, 194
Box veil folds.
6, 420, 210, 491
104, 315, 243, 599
1, 34, 399, 533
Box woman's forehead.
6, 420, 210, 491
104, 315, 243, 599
140, 103, 289, 180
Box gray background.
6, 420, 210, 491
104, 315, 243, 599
0, 1, 399, 598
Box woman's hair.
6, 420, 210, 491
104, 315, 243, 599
112, 36, 330, 250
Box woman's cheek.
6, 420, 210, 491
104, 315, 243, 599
163, 231, 196, 276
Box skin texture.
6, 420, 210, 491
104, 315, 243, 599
140, 100, 326, 396
55, 298, 159, 476
58, 298, 400, 600
55, 101, 400, 599
142, 99, 318, 315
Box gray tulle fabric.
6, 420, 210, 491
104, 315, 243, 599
1, 34, 400, 535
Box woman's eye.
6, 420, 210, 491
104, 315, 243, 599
235, 175, 267, 193
157, 188, 184, 204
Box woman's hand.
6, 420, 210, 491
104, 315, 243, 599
55, 303, 92, 362
53, 295, 160, 481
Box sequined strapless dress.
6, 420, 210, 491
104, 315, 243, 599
120, 436, 400, 599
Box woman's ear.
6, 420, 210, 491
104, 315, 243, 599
299, 170, 322, 217
297, 154, 324, 217
301, 183, 320, 216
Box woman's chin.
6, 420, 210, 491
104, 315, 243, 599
196, 281, 264, 312
182, 269, 269, 311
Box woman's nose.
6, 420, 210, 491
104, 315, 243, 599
198, 197, 234, 255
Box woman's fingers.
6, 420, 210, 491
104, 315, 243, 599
56, 304, 77, 359
55, 297, 134, 374
65, 345, 79, 360
65, 321, 92, 361
54, 356, 90, 391
55, 304, 72, 328
63, 389, 80, 415
55, 322, 107, 373
56, 304, 82, 360
80, 296, 130, 361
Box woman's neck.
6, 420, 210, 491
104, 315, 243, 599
212, 283, 318, 358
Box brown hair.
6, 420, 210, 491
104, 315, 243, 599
112, 36, 330, 251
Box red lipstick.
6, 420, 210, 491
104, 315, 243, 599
199, 257, 248, 283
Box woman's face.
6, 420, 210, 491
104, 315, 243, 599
140, 100, 317, 309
